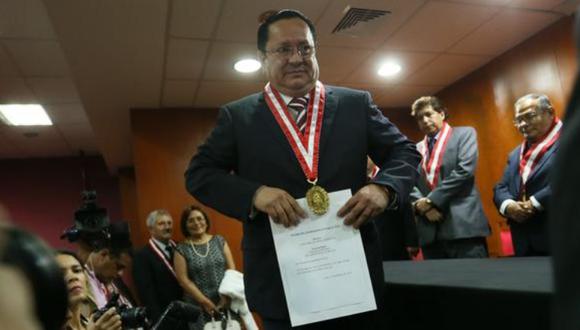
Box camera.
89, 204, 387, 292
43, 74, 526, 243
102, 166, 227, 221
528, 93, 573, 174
93, 293, 149, 329
61, 190, 110, 247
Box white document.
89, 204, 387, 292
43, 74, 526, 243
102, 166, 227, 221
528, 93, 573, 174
269, 189, 377, 326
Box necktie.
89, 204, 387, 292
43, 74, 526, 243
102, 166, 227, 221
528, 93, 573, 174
288, 97, 308, 134
165, 245, 173, 261
428, 137, 436, 154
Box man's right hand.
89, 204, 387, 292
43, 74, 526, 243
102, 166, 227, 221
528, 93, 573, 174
254, 186, 306, 227
424, 208, 443, 223
505, 202, 534, 223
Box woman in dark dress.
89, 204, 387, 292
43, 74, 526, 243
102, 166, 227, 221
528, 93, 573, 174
174, 206, 236, 330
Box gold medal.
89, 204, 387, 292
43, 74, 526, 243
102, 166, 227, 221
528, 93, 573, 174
306, 184, 329, 215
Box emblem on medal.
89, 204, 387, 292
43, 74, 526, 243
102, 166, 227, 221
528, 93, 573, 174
306, 184, 329, 215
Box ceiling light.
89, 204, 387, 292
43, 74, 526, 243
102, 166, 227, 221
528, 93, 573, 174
378, 62, 402, 77
234, 59, 261, 73
0, 104, 53, 126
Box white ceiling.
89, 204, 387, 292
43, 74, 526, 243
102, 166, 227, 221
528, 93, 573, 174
0, 0, 576, 171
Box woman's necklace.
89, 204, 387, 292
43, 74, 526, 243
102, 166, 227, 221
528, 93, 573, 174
189, 237, 210, 258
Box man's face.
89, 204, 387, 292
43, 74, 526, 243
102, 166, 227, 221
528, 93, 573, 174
260, 18, 319, 97
514, 100, 553, 142
149, 214, 173, 243
94, 250, 129, 284
415, 106, 445, 136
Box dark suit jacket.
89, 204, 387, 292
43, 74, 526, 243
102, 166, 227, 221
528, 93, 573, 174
551, 13, 580, 327
411, 126, 490, 246
375, 201, 418, 261
132, 243, 183, 323
185, 85, 421, 319
493, 139, 558, 256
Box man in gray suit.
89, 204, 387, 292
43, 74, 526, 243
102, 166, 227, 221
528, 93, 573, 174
410, 96, 490, 259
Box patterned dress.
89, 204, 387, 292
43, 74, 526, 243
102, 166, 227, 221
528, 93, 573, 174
176, 235, 227, 330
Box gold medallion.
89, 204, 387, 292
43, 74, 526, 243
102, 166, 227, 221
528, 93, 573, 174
306, 184, 329, 215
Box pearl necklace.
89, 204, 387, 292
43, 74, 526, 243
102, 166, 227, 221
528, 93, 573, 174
189, 238, 210, 258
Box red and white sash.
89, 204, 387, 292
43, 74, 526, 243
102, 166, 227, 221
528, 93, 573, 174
518, 118, 562, 185
148, 239, 177, 278
369, 165, 380, 179
263, 81, 325, 182
419, 122, 453, 190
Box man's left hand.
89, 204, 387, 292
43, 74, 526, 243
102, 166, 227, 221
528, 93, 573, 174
337, 184, 389, 229
424, 208, 443, 222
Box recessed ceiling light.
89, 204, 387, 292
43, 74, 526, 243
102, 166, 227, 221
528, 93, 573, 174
234, 59, 261, 73
0, 104, 53, 126
378, 62, 402, 77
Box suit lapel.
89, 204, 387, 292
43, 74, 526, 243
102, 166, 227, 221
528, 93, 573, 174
256, 93, 296, 153
511, 146, 523, 193
319, 87, 338, 156
525, 140, 559, 183
439, 128, 457, 179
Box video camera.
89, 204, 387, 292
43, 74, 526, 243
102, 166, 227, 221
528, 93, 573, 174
61, 190, 110, 249
93, 293, 149, 329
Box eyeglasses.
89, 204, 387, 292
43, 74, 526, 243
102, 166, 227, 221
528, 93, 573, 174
513, 111, 541, 126
265, 44, 315, 59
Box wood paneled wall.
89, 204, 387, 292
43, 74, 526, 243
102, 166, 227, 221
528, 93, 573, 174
128, 15, 576, 260
130, 108, 244, 268
385, 16, 577, 256
438, 16, 575, 256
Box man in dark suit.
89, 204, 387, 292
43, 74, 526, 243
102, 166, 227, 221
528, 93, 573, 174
410, 96, 490, 259
132, 209, 182, 323
494, 93, 561, 256
184, 9, 420, 330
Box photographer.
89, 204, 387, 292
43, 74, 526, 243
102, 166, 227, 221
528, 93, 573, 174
62, 192, 147, 329
85, 222, 134, 310
55, 250, 121, 330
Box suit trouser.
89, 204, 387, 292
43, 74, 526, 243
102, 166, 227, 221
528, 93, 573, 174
422, 237, 488, 259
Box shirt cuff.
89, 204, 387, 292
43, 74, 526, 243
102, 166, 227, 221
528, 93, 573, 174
530, 196, 543, 211
499, 199, 517, 216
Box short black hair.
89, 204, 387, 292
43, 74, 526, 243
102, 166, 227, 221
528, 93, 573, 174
91, 221, 133, 257
257, 9, 317, 52
180, 205, 211, 237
